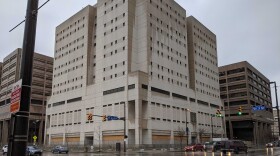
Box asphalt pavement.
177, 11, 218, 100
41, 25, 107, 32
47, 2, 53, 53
35, 147, 280, 156
1, 147, 279, 156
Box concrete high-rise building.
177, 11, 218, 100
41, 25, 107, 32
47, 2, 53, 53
46, 0, 223, 146
0, 62, 2, 91
0, 48, 53, 145
219, 61, 273, 146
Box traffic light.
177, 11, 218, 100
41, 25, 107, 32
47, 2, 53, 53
87, 113, 93, 121
102, 115, 107, 122
216, 109, 222, 117
238, 106, 242, 115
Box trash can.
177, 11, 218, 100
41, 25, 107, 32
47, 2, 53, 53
116, 142, 121, 151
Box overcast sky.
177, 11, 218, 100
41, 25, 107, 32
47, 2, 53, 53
0, 0, 279, 104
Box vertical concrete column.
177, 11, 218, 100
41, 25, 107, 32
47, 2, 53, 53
38, 121, 43, 145
2, 120, 9, 145
0, 121, 3, 146
170, 130, 174, 144
135, 99, 142, 145
145, 129, 152, 144
80, 132, 85, 145
260, 123, 264, 145
62, 133, 66, 145
48, 134, 51, 145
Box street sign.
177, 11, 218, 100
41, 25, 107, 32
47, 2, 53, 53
10, 79, 22, 113
107, 116, 119, 121
252, 105, 266, 111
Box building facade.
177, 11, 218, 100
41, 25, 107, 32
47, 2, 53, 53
46, 0, 223, 146
0, 48, 53, 145
0, 62, 2, 91
219, 61, 273, 146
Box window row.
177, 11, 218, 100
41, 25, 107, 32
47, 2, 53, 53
53, 63, 84, 78
51, 109, 82, 127
195, 61, 218, 76
54, 43, 85, 61
56, 16, 86, 37
149, 1, 186, 28
56, 24, 85, 43
104, 0, 126, 15
193, 31, 216, 50
53, 76, 83, 88
196, 88, 220, 98
55, 55, 84, 71
195, 49, 217, 66
149, 13, 186, 40
193, 25, 216, 44
103, 46, 126, 59
150, 72, 188, 88
103, 71, 126, 81
55, 36, 85, 54
195, 68, 219, 83
103, 36, 126, 50
151, 48, 187, 68
150, 102, 187, 123
103, 61, 125, 72
150, 23, 186, 48
52, 84, 83, 95
104, 22, 126, 36
103, 13, 125, 27
150, 62, 188, 80
196, 80, 219, 92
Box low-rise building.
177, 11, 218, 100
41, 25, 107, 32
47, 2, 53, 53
0, 48, 53, 145
219, 61, 273, 146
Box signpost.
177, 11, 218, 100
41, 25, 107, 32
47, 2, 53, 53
10, 79, 22, 113
107, 116, 119, 121
252, 105, 266, 111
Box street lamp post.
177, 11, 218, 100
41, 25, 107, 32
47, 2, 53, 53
185, 109, 190, 145
211, 115, 214, 139
270, 81, 280, 139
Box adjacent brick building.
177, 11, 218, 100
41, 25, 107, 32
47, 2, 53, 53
219, 61, 273, 146
0, 48, 53, 145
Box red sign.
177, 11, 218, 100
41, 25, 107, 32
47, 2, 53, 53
10, 79, 22, 113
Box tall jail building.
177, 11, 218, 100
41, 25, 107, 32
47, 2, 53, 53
46, 0, 223, 146
219, 61, 273, 146
0, 48, 53, 145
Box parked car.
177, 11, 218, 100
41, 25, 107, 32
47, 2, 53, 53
52, 145, 69, 154
2, 145, 8, 154
204, 141, 224, 152
266, 142, 274, 148
26, 146, 42, 156
184, 143, 204, 152
221, 140, 248, 154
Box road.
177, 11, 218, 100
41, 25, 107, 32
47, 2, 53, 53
37, 147, 279, 156
1, 147, 278, 156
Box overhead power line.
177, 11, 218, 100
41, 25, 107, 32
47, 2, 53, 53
9, 0, 50, 32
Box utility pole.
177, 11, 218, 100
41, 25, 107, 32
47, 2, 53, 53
8, 0, 38, 156
226, 82, 233, 139
185, 109, 189, 145
211, 115, 214, 139
270, 82, 280, 139
123, 102, 126, 152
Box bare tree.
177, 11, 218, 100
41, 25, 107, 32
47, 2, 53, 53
198, 128, 206, 143
177, 126, 186, 149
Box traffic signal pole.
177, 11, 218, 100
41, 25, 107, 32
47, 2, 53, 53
8, 0, 38, 155
123, 102, 126, 152
270, 82, 280, 138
